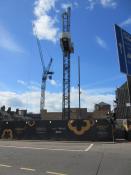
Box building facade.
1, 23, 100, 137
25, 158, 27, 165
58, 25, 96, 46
41, 102, 111, 120
93, 102, 111, 119
115, 82, 131, 119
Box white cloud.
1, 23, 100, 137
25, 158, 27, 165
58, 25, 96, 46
17, 80, 40, 90
55, 9, 60, 13
17, 80, 27, 86
0, 87, 114, 113
0, 25, 24, 53
74, 2, 79, 7
30, 81, 40, 87
61, 3, 73, 10
61, 2, 79, 10
86, 0, 97, 10
27, 85, 40, 91
121, 17, 131, 27
49, 79, 57, 86
33, 0, 59, 42
8, 97, 25, 108
96, 36, 107, 48
100, 0, 117, 8
71, 87, 114, 111
0, 91, 40, 112
87, 0, 117, 10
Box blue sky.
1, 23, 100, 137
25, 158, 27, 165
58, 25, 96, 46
0, 0, 130, 112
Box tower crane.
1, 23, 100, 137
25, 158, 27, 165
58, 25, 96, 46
34, 28, 54, 114
60, 7, 74, 120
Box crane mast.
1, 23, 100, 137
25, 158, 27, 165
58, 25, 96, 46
40, 58, 53, 112
34, 27, 53, 114
60, 7, 74, 120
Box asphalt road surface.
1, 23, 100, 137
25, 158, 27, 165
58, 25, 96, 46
0, 140, 130, 175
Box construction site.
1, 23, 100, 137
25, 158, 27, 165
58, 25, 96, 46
0, 7, 131, 141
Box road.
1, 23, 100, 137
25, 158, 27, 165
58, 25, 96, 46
0, 140, 130, 175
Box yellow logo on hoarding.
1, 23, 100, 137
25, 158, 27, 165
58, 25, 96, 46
68, 120, 94, 136
1, 129, 13, 139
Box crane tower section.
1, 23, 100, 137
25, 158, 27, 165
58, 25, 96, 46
60, 7, 74, 120
34, 27, 54, 115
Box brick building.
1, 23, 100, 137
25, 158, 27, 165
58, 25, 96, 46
41, 102, 111, 120
41, 108, 90, 120
93, 102, 111, 119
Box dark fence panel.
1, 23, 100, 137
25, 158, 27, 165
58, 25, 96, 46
0, 119, 117, 141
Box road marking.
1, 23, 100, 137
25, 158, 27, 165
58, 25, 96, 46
20, 167, 36, 171
0, 145, 83, 152
0, 164, 12, 168
46, 171, 67, 175
85, 143, 94, 152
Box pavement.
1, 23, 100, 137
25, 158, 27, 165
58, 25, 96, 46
0, 140, 130, 175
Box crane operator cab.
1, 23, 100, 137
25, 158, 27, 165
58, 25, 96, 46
60, 32, 74, 56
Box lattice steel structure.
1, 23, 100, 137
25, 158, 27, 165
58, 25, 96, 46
34, 28, 53, 113
60, 7, 74, 120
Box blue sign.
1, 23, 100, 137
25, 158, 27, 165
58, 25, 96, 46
115, 24, 131, 75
